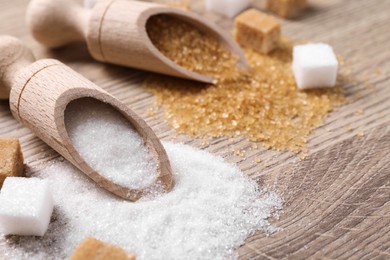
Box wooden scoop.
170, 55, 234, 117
0, 35, 172, 201
26, 0, 247, 84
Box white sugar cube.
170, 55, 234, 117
205, 0, 251, 18
0, 177, 53, 236
292, 43, 339, 90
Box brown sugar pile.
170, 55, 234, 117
145, 16, 345, 153
146, 15, 242, 81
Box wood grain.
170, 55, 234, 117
0, 0, 389, 259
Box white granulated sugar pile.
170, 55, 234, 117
1, 142, 282, 260
65, 98, 158, 189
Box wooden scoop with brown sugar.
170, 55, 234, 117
26, 0, 247, 84
0, 35, 172, 201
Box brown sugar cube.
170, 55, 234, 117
0, 139, 24, 188
71, 237, 136, 260
234, 9, 281, 54
266, 0, 308, 18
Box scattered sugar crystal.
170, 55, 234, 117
205, 0, 251, 18
145, 39, 345, 153
0, 177, 53, 237
0, 142, 282, 259
292, 43, 339, 89
65, 98, 158, 190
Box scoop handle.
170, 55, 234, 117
0, 36, 35, 100
26, 0, 90, 48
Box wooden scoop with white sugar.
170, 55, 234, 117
0, 35, 172, 201
26, 0, 247, 84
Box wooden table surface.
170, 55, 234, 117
1, 0, 389, 259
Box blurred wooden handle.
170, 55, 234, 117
26, 0, 90, 48
0, 36, 35, 99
